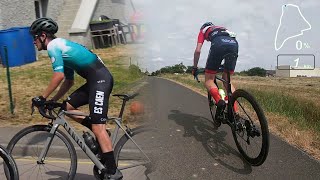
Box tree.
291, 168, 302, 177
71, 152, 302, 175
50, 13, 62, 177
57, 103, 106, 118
246, 67, 266, 77
152, 62, 187, 75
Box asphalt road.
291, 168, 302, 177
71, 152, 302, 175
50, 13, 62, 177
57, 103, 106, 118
139, 77, 320, 180
1, 77, 320, 180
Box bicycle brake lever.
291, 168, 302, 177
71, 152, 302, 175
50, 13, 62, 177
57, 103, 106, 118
48, 110, 55, 119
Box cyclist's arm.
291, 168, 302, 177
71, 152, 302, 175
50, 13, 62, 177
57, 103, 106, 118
194, 31, 205, 68
51, 79, 74, 101
193, 43, 203, 68
42, 72, 65, 98
51, 67, 74, 101
43, 42, 67, 99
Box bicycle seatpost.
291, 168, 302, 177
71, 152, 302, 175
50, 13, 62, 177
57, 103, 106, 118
118, 99, 127, 118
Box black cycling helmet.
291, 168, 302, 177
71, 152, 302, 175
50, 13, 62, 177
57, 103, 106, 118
200, 22, 214, 30
30, 17, 58, 35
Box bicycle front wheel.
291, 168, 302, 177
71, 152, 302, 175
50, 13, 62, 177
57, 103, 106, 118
114, 126, 153, 171
6, 125, 77, 180
230, 89, 269, 166
208, 92, 216, 121
0, 145, 19, 180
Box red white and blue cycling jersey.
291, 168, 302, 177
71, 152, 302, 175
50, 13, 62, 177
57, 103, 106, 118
197, 26, 235, 43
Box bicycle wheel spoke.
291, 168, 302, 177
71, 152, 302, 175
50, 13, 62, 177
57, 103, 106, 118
113, 126, 154, 175
44, 161, 71, 170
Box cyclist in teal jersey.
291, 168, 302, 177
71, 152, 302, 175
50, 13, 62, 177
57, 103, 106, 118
30, 17, 122, 180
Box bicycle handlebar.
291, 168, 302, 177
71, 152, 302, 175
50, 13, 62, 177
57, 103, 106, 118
32, 101, 64, 120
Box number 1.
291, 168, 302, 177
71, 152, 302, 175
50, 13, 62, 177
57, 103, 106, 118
294, 58, 299, 67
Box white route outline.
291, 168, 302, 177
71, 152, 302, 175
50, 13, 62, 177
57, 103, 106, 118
274, 4, 312, 51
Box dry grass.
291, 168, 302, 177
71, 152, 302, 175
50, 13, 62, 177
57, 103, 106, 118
162, 74, 320, 160
0, 44, 144, 128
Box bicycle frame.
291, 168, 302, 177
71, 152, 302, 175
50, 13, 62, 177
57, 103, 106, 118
37, 109, 149, 171
214, 72, 236, 128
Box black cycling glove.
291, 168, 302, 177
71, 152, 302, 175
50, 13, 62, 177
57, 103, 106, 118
32, 96, 46, 107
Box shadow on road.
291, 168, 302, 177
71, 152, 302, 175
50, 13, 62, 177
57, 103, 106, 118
47, 171, 93, 180
168, 109, 252, 175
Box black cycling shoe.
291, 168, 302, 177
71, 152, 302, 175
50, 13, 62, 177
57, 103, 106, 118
214, 100, 226, 128
105, 169, 123, 180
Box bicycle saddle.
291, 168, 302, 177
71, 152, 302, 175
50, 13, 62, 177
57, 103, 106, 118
113, 93, 139, 100
223, 52, 238, 61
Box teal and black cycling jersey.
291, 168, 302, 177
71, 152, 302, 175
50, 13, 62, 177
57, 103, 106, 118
47, 38, 99, 80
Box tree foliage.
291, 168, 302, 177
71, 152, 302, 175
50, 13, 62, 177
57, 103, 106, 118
151, 62, 187, 76
240, 67, 266, 77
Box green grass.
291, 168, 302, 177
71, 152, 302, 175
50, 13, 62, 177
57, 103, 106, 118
243, 88, 320, 133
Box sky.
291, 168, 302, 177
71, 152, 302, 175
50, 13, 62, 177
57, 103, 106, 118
131, 0, 320, 72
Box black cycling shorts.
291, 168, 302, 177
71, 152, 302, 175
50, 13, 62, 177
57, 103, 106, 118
67, 61, 114, 124
205, 36, 239, 74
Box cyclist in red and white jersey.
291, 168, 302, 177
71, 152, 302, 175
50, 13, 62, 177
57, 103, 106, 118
192, 22, 239, 127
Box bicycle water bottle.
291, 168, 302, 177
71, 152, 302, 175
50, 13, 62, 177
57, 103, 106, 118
218, 89, 226, 100
82, 131, 99, 154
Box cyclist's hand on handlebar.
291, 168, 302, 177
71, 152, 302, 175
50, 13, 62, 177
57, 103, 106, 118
32, 96, 46, 107
192, 67, 200, 82
192, 67, 199, 78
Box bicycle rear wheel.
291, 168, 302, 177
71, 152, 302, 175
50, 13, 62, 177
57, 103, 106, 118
114, 126, 153, 171
6, 125, 77, 180
230, 89, 269, 166
0, 145, 19, 180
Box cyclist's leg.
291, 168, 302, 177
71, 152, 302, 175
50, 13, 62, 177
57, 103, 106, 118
64, 83, 91, 127
221, 40, 239, 111
205, 42, 224, 104
205, 73, 219, 102
205, 43, 226, 125
88, 70, 121, 177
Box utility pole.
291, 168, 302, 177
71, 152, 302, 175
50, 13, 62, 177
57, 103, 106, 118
4, 46, 14, 114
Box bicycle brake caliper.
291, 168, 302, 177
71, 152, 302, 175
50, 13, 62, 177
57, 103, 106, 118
125, 126, 133, 136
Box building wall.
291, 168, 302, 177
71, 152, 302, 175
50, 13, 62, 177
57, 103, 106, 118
276, 66, 320, 77
47, 0, 65, 21
276, 65, 290, 77
0, 0, 35, 29
0, 0, 65, 30
0, 0, 130, 47
290, 68, 320, 77
92, 0, 133, 24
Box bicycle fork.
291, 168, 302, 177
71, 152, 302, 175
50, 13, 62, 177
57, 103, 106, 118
37, 123, 58, 164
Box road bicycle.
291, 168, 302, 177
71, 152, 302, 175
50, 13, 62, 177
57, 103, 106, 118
0, 145, 19, 180
195, 52, 269, 166
6, 93, 151, 179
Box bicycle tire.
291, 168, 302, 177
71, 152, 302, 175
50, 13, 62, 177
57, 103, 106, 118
1, 145, 19, 180
6, 125, 77, 180
208, 92, 216, 121
230, 89, 269, 166
114, 126, 153, 170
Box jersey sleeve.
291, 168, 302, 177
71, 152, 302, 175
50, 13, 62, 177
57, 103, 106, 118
64, 66, 74, 80
47, 43, 64, 73
197, 31, 205, 44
